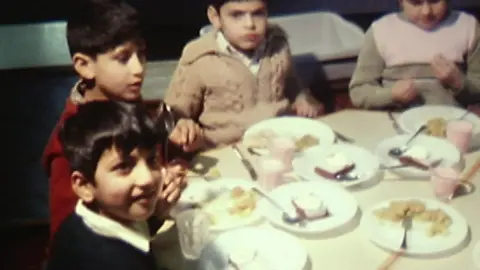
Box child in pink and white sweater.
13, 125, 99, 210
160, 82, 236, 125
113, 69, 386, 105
349, 0, 480, 110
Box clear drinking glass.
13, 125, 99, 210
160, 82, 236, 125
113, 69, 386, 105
175, 209, 213, 269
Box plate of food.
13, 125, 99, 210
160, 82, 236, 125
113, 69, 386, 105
174, 178, 263, 232
374, 134, 462, 179
292, 144, 381, 188
259, 181, 359, 236
198, 227, 308, 270
398, 105, 480, 147
363, 198, 469, 257
242, 116, 335, 155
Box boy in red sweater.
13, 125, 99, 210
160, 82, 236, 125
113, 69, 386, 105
42, 0, 202, 239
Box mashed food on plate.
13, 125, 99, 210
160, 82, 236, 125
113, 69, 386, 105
373, 200, 452, 237
426, 117, 447, 137
202, 187, 257, 225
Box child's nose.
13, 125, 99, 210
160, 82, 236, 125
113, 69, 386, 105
421, 3, 433, 16
134, 162, 155, 187
129, 54, 145, 76
244, 14, 255, 29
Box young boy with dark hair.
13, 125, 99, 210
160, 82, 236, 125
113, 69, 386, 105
164, 0, 324, 147
47, 100, 168, 270
42, 0, 198, 239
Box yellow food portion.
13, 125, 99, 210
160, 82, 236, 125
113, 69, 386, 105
295, 134, 320, 151
373, 200, 452, 237
203, 186, 257, 225
426, 117, 447, 138
205, 167, 221, 179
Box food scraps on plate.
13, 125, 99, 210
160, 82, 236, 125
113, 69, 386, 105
373, 200, 452, 237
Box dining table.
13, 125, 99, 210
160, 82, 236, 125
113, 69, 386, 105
151, 109, 480, 270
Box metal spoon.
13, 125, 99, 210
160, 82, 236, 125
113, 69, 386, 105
389, 125, 427, 157
251, 187, 302, 225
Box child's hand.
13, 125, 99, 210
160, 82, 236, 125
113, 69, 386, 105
391, 79, 417, 103
431, 54, 464, 89
292, 98, 324, 118
155, 159, 188, 217
169, 119, 205, 152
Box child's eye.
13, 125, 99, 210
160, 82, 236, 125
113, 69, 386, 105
252, 11, 266, 18
113, 160, 134, 174
231, 11, 244, 19
147, 154, 160, 168
115, 52, 132, 64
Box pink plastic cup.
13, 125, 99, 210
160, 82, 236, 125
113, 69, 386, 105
256, 158, 285, 191
446, 120, 473, 153
268, 137, 296, 172
430, 167, 461, 201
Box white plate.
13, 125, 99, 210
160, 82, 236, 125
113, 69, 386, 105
293, 144, 381, 188
398, 105, 480, 149
474, 241, 480, 269
198, 227, 308, 270
399, 105, 480, 133
175, 178, 264, 232
259, 181, 359, 236
363, 197, 469, 257
374, 134, 462, 179
242, 116, 336, 154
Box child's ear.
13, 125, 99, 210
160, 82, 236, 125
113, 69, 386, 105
72, 53, 95, 80
207, 6, 221, 29
71, 171, 95, 203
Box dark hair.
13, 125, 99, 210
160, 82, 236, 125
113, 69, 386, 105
210, 0, 267, 11
59, 101, 167, 181
66, 0, 143, 58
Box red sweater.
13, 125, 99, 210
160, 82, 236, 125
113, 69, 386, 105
42, 98, 79, 238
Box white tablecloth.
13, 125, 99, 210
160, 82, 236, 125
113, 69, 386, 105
153, 109, 480, 270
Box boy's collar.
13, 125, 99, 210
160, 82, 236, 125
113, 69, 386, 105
75, 201, 151, 253
70, 80, 87, 105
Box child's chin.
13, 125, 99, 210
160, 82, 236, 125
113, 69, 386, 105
130, 205, 155, 220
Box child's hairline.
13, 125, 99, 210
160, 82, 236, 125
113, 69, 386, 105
210, 0, 267, 11
75, 142, 159, 184
69, 37, 146, 60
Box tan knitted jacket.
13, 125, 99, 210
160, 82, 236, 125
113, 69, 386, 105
164, 25, 314, 146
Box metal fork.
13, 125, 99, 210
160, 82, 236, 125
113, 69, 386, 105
158, 102, 176, 162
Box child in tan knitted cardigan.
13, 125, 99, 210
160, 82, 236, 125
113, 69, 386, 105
164, 0, 324, 147
349, 0, 480, 110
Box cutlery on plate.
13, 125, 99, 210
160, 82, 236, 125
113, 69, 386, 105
334, 131, 355, 143
232, 144, 258, 180
388, 111, 402, 134
378, 213, 412, 270
400, 213, 412, 250
314, 164, 358, 181
251, 187, 303, 225
457, 110, 470, 120
247, 147, 262, 156
388, 125, 427, 157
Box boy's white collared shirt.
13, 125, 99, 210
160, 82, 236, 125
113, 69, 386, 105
216, 31, 265, 75
75, 201, 151, 253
